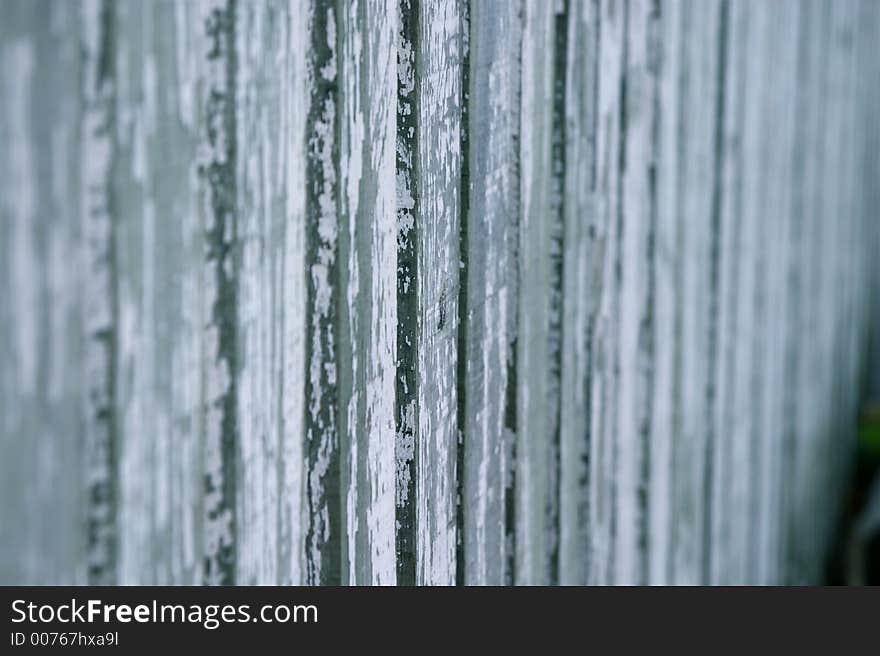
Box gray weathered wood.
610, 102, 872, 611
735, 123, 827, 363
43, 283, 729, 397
2, 0, 878, 585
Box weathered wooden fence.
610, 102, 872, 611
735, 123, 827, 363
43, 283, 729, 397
1, 0, 878, 585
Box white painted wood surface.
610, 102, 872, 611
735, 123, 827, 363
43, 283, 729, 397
1, 0, 878, 585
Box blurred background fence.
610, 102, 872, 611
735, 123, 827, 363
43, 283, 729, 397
1, 0, 879, 585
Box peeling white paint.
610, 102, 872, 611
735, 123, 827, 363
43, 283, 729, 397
2, 0, 879, 587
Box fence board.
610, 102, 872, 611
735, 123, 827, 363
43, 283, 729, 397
2, 0, 878, 585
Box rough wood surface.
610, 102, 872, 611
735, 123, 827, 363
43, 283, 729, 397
2, 0, 878, 585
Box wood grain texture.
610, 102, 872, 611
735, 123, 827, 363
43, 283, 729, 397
337, 0, 398, 586
462, 0, 521, 586
412, 0, 462, 586
2, 0, 879, 585
0, 0, 86, 585
518, 0, 553, 586
558, 0, 600, 586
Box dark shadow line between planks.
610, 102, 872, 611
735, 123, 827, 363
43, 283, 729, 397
455, 0, 471, 588
395, 0, 420, 587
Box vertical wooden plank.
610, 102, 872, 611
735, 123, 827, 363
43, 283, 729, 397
113, 0, 151, 584
824, 0, 856, 559
198, 0, 239, 586
858, 1, 880, 405
677, 0, 722, 585
2, 0, 880, 587
337, 0, 398, 585
867, 0, 880, 406
110, 0, 206, 585
650, 0, 724, 585
755, 0, 798, 585
711, 0, 750, 585
463, 0, 521, 585
49, 0, 89, 586
235, 0, 279, 585
303, 0, 340, 586
733, 0, 769, 584
559, 0, 600, 586
278, 0, 310, 588
780, 0, 825, 585
853, 0, 878, 408
822, 0, 861, 556
614, 0, 661, 585
518, 0, 556, 586
588, 0, 625, 586
411, 0, 463, 586
80, 0, 119, 585
799, 0, 837, 580
647, 0, 679, 586
702, 0, 728, 585
0, 0, 86, 585
165, 1, 207, 585
790, 0, 832, 583
734, 0, 771, 584
797, 0, 832, 573
234, 0, 308, 585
